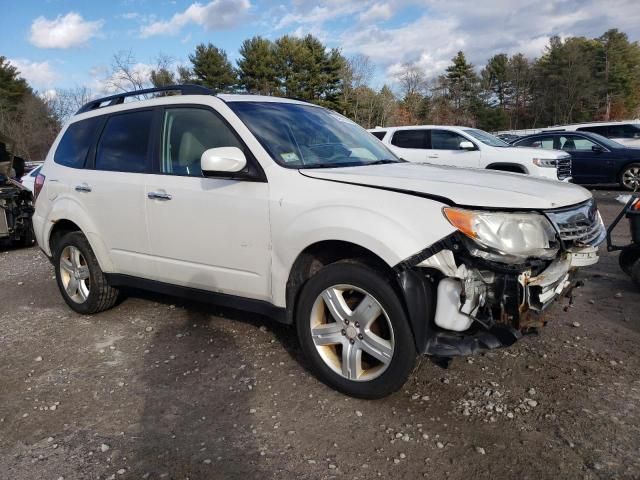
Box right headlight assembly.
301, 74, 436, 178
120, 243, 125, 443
443, 207, 560, 263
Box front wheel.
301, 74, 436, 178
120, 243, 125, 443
296, 262, 416, 399
620, 163, 640, 191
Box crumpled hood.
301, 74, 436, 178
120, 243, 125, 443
300, 162, 592, 210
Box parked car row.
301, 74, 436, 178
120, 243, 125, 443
33, 85, 606, 398
495, 120, 640, 148
369, 125, 572, 182
511, 131, 640, 190
370, 124, 640, 190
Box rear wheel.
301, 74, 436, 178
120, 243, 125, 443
53, 231, 120, 314
296, 262, 416, 399
620, 163, 640, 191
632, 259, 640, 288
619, 246, 640, 276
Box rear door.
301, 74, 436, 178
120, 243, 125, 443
428, 129, 481, 168
558, 134, 614, 183
388, 129, 428, 162
82, 109, 155, 276
144, 105, 271, 301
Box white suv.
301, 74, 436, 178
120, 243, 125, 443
34, 85, 605, 398
369, 125, 572, 181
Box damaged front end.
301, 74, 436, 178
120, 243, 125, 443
397, 198, 605, 357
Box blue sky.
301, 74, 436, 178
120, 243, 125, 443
1, 0, 639, 94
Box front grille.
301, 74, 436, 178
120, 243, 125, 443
556, 156, 572, 180
545, 199, 606, 247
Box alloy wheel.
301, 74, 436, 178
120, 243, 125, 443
309, 284, 394, 382
59, 245, 91, 303
622, 166, 640, 190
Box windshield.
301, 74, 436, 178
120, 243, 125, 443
463, 128, 510, 147
228, 101, 400, 168
587, 132, 625, 149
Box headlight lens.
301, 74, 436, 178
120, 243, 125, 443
443, 207, 559, 262
532, 158, 557, 168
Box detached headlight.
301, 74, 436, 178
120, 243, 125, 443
443, 207, 559, 263
532, 158, 557, 168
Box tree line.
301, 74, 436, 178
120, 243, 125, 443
1, 28, 639, 160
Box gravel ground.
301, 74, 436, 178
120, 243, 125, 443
1, 189, 639, 480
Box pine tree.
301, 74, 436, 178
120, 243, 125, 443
0, 57, 30, 110
237, 36, 278, 95
188, 43, 237, 92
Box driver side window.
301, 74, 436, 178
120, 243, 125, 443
161, 108, 242, 176
430, 130, 470, 150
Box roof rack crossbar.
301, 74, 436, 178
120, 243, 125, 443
75, 84, 214, 114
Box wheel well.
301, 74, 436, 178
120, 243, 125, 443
486, 163, 527, 174
285, 241, 394, 324
49, 219, 81, 253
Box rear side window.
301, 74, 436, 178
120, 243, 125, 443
95, 110, 153, 173
609, 124, 640, 139
54, 117, 104, 169
370, 131, 386, 140
391, 130, 427, 149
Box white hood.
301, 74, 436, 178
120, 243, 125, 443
301, 162, 591, 210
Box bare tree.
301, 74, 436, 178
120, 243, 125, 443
104, 50, 150, 93
45, 87, 94, 123
397, 63, 426, 98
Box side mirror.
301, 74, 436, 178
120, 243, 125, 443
592, 145, 604, 153
201, 147, 247, 176
459, 141, 475, 151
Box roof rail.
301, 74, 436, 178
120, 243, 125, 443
75, 84, 214, 114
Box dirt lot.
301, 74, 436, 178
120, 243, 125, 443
1, 189, 639, 480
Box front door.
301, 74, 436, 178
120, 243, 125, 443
144, 106, 271, 301
558, 134, 614, 183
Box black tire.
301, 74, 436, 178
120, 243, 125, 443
53, 231, 120, 314
295, 261, 416, 399
632, 259, 640, 288
620, 163, 640, 191
619, 246, 640, 276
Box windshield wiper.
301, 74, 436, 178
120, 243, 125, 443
366, 159, 403, 165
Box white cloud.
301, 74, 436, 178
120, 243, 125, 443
359, 3, 392, 23
276, 1, 369, 29
8, 59, 58, 88
140, 0, 251, 38
29, 12, 103, 49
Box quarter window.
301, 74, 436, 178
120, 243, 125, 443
370, 131, 386, 140
391, 130, 426, 149
95, 110, 152, 173
161, 108, 243, 176
430, 130, 469, 150
54, 117, 104, 169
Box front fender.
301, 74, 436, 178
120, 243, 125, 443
271, 202, 456, 307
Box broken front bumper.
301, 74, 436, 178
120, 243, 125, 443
397, 242, 600, 357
